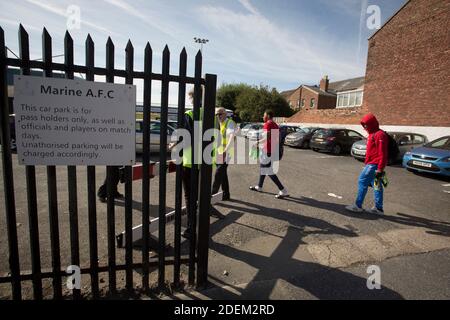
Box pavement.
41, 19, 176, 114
1, 147, 450, 299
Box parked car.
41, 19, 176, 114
240, 123, 259, 138
285, 127, 322, 148
135, 120, 176, 153
402, 135, 450, 177
311, 128, 364, 155
246, 124, 264, 140
279, 125, 302, 135
351, 132, 428, 164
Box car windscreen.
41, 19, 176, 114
315, 129, 332, 136
424, 136, 450, 150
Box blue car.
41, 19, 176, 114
403, 136, 450, 177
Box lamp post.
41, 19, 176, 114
193, 37, 209, 53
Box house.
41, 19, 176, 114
287, 0, 450, 140
281, 75, 364, 111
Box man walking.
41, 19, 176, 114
249, 110, 289, 199
346, 113, 388, 215
211, 107, 236, 201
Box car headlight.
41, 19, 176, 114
405, 152, 412, 156
441, 157, 450, 162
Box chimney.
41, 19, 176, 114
320, 75, 329, 92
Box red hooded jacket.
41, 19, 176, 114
361, 113, 388, 171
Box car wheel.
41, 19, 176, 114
332, 144, 341, 155
312, 148, 318, 152
302, 140, 310, 149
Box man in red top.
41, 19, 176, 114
346, 113, 388, 214
249, 110, 289, 199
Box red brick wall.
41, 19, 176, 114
317, 94, 337, 109
286, 87, 302, 111
289, 105, 368, 124
363, 0, 450, 127
299, 88, 319, 110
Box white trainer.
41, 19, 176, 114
275, 188, 289, 199
366, 207, 384, 215
249, 185, 263, 192
345, 204, 363, 213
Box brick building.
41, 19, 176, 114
281, 75, 364, 112
287, 0, 450, 140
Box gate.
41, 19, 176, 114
0, 25, 216, 300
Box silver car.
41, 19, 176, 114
135, 120, 176, 153
351, 131, 428, 164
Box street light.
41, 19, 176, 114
193, 37, 209, 53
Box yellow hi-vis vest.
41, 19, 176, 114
216, 118, 235, 158
182, 108, 203, 168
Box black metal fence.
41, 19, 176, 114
0, 25, 216, 300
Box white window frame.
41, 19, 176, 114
336, 90, 364, 108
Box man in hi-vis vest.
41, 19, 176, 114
211, 107, 236, 201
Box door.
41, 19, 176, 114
347, 130, 364, 151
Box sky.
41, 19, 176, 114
0, 0, 407, 105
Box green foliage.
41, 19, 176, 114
216, 83, 293, 122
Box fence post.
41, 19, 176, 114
0, 26, 22, 301
21, 25, 43, 300
141, 42, 152, 291
197, 73, 216, 288
85, 34, 100, 299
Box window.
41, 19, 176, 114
336, 90, 363, 108
337, 95, 343, 107
412, 135, 425, 144
426, 137, 450, 150
289, 101, 292, 108
310, 98, 315, 108
343, 94, 349, 106
297, 100, 300, 108
355, 91, 363, 106
348, 130, 362, 138
349, 92, 356, 106
301, 99, 305, 108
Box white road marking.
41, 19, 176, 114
328, 193, 343, 199
442, 184, 450, 187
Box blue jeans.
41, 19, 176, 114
355, 164, 383, 210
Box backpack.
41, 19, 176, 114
372, 130, 399, 163
278, 126, 288, 160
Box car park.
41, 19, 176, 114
403, 135, 450, 177
284, 127, 322, 148
311, 128, 364, 155
135, 120, 176, 153
351, 132, 428, 164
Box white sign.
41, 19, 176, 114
14, 75, 136, 165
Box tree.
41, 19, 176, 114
233, 84, 293, 122
216, 83, 250, 111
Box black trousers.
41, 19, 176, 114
97, 166, 121, 198
212, 163, 230, 198
182, 166, 199, 231
258, 153, 284, 191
